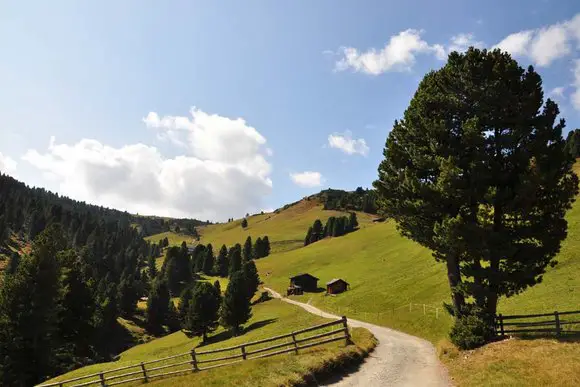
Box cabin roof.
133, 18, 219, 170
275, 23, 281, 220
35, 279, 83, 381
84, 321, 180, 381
326, 278, 348, 286
289, 273, 319, 281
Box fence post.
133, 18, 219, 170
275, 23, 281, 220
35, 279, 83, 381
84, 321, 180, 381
140, 362, 148, 382
99, 372, 106, 387
190, 349, 199, 371
342, 316, 351, 345
241, 345, 247, 360
555, 311, 561, 336
291, 332, 299, 354
499, 314, 505, 338
423, 304, 426, 315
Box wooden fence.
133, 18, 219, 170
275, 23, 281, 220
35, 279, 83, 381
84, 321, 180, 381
496, 310, 580, 337
37, 317, 350, 387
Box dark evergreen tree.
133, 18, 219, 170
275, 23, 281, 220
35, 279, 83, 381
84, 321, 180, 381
324, 217, 336, 237
243, 236, 253, 261
203, 243, 215, 275
565, 129, 580, 158
213, 280, 222, 296
242, 260, 260, 301
348, 212, 358, 232
373, 48, 578, 348
214, 244, 229, 277
311, 219, 323, 242
183, 282, 221, 342
146, 279, 170, 334
0, 225, 64, 385
147, 254, 158, 278
304, 227, 313, 246
253, 236, 263, 258
241, 218, 248, 228
219, 271, 252, 335
263, 236, 270, 257
117, 275, 138, 317
228, 244, 242, 276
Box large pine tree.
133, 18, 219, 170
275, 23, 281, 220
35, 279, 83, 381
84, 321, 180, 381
183, 282, 221, 342
219, 272, 252, 335
373, 48, 578, 348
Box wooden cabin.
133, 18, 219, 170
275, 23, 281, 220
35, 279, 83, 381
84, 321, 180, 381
326, 279, 349, 295
289, 273, 319, 292
287, 285, 303, 296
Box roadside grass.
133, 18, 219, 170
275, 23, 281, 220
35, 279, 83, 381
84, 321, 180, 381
44, 298, 375, 386
440, 338, 580, 387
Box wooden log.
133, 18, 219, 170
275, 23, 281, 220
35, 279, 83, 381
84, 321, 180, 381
241, 345, 247, 360
98, 372, 106, 387
342, 316, 351, 345
294, 328, 347, 345
196, 352, 244, 364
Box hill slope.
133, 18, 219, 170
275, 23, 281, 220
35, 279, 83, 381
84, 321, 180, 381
197, 199, 375, 254
45, 299, 375, 387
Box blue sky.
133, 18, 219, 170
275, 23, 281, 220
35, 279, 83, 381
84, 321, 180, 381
1, 1, 579, 221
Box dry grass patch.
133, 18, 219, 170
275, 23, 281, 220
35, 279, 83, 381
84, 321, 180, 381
440, 338, 580, 386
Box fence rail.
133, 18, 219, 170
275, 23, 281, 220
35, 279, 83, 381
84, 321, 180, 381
36, 317, 351, 387
496, 310, 580, 337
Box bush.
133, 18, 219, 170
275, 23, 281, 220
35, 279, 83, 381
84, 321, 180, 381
449, 311, 494, 350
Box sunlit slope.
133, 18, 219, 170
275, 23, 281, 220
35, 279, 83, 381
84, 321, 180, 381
45, 299, 374, 387
256, 221, 452, 342
255, 164, 580, 342
198, 199, 374, 253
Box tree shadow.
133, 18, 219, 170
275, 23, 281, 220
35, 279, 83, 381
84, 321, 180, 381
308, 287, 326, 294
509, 332, 580, 343
198, 318, 278, 347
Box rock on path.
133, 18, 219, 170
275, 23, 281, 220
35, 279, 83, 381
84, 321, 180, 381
265, 287, 450, 387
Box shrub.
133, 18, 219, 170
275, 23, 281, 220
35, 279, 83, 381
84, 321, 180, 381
449, 310, 494, 350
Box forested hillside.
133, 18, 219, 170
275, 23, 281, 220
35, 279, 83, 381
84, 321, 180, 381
0, 174, 208, 386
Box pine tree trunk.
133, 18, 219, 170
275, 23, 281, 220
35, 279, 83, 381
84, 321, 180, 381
446, 253, 465, 316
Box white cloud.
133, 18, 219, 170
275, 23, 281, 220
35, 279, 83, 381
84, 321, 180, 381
572, 60, 580, 111
447, 33, 485, 53
494, 30, 534, 57
529, 24, 570, 66
0, 152, 17, 175
493, 13, 580, 67
335, 29, 445, 75
327, 131, 369, 156
289, 171, 323, 188
549, 86, 566, 99
22, 108, 273, 221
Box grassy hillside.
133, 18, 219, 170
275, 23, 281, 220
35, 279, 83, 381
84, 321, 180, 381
45, 298, 375, 387
198, 199, 374, 254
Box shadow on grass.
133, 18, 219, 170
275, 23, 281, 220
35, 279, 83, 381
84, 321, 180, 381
512, 332, 580, 343
198, 318, 279, 347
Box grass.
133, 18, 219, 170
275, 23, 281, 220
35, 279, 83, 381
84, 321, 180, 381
44, 298, 375, 387
196, 199, 375, 254
440, 338, 580, 386
144, 231, 198, 247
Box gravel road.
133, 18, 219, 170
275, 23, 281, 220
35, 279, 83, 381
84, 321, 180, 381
265, 287, 450, 387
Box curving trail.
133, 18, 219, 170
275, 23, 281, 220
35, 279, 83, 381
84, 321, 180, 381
265, 287, 450, 387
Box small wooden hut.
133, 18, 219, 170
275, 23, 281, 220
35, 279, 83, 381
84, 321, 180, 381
289, 273, 319, 292
326, 279, 349, 295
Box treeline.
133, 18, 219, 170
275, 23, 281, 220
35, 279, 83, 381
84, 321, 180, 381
304, 213, 358, 246
317, 187, 377, 214
145, 237, 266, 342
0, 174, 205, 386
133, 217, 206, 239
565, 128, 580, 158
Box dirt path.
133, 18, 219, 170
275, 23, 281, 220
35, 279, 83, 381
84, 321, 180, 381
265, 287, 450, 387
